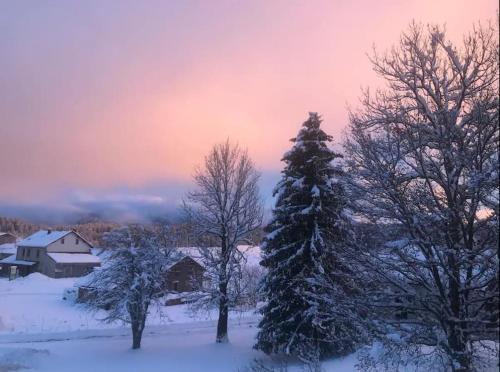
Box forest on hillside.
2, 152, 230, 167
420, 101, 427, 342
0, 216, 119, 245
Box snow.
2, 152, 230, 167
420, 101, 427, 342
47, 253, 101, 264
0, 273, 250, 335
0, 317, 365, 372
174, 246, 262, 269
0, 255, 36, 265
17, 230, 72, 247
0, 272, 275, 371
0, 243, 16, 255
0, 322, 303, 372
165, 251, 203, 270
238, 245, 262, 267
0, 273, 497, 371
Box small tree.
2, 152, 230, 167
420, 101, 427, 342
184, 140, 263, 343
256, 113, 363, 363
345, 22, 499, 371
86, 225, 173, 349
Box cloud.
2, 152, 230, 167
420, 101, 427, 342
0, 173, 280, 225
0, 182, 187, 224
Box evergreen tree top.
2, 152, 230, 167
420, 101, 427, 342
267, 112, 345, 240
282, 112, 339, 167
291, 112, 332, 143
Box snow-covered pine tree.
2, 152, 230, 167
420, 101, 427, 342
255, 113, 361, 363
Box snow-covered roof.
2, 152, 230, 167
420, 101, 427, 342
18, 230, 74, 248
166, 254, 204, 271
0, 243, 17, 255
47, 253, 101, 264
239, 245, 262, 267
172, 247, 202, 265
174, 245, 262, 268
0, 254, 36, 266
0, 232, 15, 237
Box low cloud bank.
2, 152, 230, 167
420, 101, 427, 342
0, 172, 279, 225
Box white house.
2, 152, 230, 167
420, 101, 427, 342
0, 230, 101, 278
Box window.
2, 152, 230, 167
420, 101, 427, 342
27, 249, 30, 257
61, 238, 65, 244
173, 281, 179, 291
36, 250, 40, 258
76, 238, 79, 245
22, 248, 25, 257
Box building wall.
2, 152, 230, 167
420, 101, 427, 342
165, 257, 204, 292
16, 246, 44, 262
0, 262, 10, 276
38, 250, 56, 277
53, 262, 99, 278
46, 232, 92, 253
37, 251, 99, 278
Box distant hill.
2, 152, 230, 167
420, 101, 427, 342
0, 216, 119, 246
0, 215, 264, 248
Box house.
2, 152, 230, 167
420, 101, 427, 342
0, 230, 101, 278
165, 255, 204, 293
0, 243, 17, 260
163, 254, 205, 306
0, 232, 19, 276
0, 232, 17, 245
76, 251, 205, 305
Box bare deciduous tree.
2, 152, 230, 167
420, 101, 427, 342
184, 140, 263, 343
345, 22, 499, 371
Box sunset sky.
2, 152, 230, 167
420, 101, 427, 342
0, 0, 497, 223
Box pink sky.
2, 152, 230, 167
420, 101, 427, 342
0, 0, 496, 220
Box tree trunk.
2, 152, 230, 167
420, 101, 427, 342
216, 235, 230, 343
216, 280, 229, 343
447, 214, 470, 372
131, 319, 144, 349
448, 331, 470, 372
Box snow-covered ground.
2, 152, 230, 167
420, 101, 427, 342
0, 273, 249, 334
0, 273, 497, 371
0, 321, 361, 372
0, 273, 361, 371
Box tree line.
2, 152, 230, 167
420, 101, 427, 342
0, 216, 119, 246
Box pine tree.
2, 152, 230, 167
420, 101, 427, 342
255, 113, 361, 363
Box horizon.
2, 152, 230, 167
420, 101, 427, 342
0, 0, 496, 224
